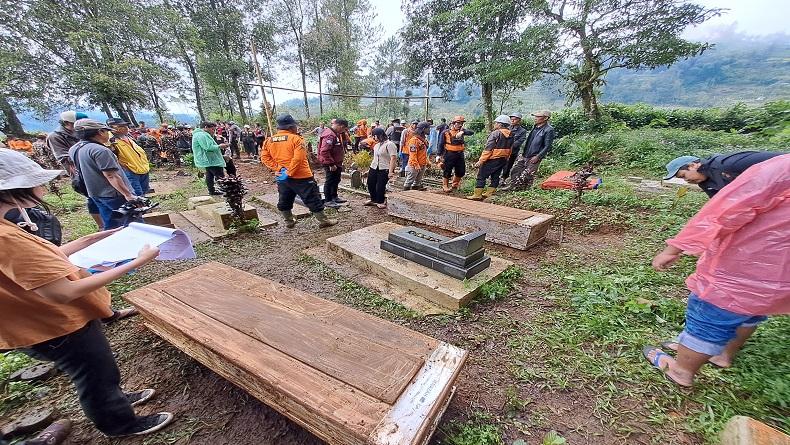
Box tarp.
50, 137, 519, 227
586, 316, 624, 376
540, 170, 602, 190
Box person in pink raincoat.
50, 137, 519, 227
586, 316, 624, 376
644, 153, 789, 387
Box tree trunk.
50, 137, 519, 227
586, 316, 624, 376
182, 51, 206, 122
481, 82, 494, 131
297, 48, 310, 118
317, 69, 324, 115
113, 103, 133, 124
125, 104, 139, 126
231, 76, 247, 121
580, 83, 601, 119
0, 97, 24, 135
101, 102, 114, 119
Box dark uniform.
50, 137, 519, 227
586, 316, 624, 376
694, 151, 786, 198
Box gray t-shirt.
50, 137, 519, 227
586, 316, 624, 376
69, 141, 131, 198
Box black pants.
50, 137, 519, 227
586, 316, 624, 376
277, 178, 324, 213
205, 166, 225, 193
476, 157, 507, 188
367, 168, 389, 204
501, 149, 520, 179
22, 320, 137, 436
353, 136, 363, 153
230, 138, 240, 157
442, 150, 466, 178
323, 166, 342, 202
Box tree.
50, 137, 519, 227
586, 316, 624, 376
270, 0, 312, 117
530, 0, 720, 119
402, 0, 549, 129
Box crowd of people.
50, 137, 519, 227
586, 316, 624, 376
0, 104, 786, 444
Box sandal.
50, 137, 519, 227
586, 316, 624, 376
660, 340, 726, 368
363, 200, 375, 206
376, 203, 387, 209
103, 307, 139, 324
642, 345, 692, 387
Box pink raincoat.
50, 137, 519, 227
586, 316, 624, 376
667, 153, 790, 316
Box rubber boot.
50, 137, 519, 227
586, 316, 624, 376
281, 210, 297, 228
313, 210, 338, 228
442, 177, 451, 193
467, 187, 484, 200
451, 176, 462, 190
483, 187, 497, 199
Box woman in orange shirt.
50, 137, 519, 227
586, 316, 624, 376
0, 149, 174, 437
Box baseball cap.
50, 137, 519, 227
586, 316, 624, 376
531, 110, 551, 118
0, 148, 65, 190
60, 111, 90, 123
74, 118, 112, 132
663, 156, 700, 180
106, 118, 129, 126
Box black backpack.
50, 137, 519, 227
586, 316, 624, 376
4, 208, 63, 246
70, 141, 90, 197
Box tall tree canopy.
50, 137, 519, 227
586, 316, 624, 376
530, 0, 720, 118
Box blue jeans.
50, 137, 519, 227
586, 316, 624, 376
678, 293, 767, 356
123, 170, 149, 196
90, 196, 128, 230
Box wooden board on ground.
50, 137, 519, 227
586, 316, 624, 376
253, 193, 311, 219
326, 222, 513, 310
125, 262, 466, 445
387, 190, 554, 250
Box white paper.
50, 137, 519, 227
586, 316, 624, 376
69, 222, 196, 269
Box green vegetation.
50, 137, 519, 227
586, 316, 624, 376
0, 352, 36, 414
442, 411, 504, 445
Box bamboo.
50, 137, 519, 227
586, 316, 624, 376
250, 40, 274, 136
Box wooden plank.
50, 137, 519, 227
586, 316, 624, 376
387, 190, 554, 250
157, 279, 424, 404
326, 223, 513, 310
369, 343, 467, 445
126, 288, 387, 445
720, 416, 790, 445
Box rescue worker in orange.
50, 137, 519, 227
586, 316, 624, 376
7, 136, 34, 154
436, 115, 474, 193
469, 115, 513, 200
403, 121, 432, 191
352, 119, 368, 153
260, 114, 338, 229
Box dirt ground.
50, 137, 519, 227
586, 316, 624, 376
5, 162, 685, 445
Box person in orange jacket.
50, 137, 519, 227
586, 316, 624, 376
469, 115, 513, 200
403, 121, 431, 191
437, 115, 474, 192
7, 136, 34, 154
260, 114, 338, 229
352, 119, 368, 152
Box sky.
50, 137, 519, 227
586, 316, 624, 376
173, 0, 790, 113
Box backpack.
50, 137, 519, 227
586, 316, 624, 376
70, 141, 90, 197
4, 207, 63, 246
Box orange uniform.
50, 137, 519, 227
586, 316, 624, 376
260, 129, 313, 179
407, 134, 429, 168
443, 130, 466, 152
354, 120, 368, 138
478, 128, 513, 163
8, 139, 33, 153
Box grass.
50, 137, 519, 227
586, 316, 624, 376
0, 352, 37, 415
298, 254, 420, 321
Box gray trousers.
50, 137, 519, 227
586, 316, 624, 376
404, 165, 425, 188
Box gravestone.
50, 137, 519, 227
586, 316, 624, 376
381, 226, 491, 280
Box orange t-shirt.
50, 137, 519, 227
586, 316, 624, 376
0, 220, 112, 349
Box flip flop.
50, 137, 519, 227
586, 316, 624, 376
660, 340, 725, 368
642, 345, 692, 387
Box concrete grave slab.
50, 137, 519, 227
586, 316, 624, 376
325, 222, 513, 310
253, 193, 311, 219
195, 202, 259, 230
187, 195, 221, 210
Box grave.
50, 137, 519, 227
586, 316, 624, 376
720, 416, 790, 445
380, 227, 491, 280
387, 190, 554, 250
195, 202, 259, 230
253, 193, 311, 219
125, 262, 466, 445
142, 211, 174, 228
187, 195, 221, 210
325, 222, 513, 310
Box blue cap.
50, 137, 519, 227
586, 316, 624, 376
663, 156, 700, 180
76, 112, 89, 120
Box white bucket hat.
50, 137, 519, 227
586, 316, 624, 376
0, 148, 64, 190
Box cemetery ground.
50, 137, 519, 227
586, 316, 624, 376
1, 128, 787, 445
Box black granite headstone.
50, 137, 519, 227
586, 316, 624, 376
380, 226, 491, 279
